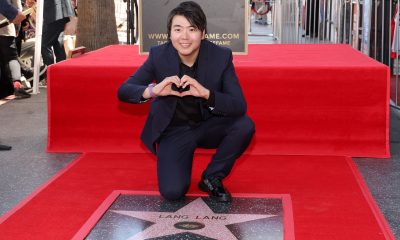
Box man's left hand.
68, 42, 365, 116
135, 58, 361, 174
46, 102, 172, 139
178, 75, 210, 100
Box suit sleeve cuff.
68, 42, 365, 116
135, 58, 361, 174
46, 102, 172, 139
205, 90, 215, 110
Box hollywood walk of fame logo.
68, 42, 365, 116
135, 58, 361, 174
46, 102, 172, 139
84, 193, 290, 240
174, 221, 205, 230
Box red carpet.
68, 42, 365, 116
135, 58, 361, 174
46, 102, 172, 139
13, 44, 390, 238
0, 153, 394, 239
47, 44, 390, 157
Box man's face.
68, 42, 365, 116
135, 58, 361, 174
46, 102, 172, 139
170, 15, 205, 61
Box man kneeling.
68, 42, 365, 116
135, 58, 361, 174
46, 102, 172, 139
118, 1, 255, 202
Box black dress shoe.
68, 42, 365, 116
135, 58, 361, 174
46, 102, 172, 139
198, 177, 232, 202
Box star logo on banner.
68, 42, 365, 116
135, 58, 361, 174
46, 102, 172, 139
112, 197, 275, 240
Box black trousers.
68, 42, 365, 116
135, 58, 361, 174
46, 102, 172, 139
41, 18, 69, 66
0, 36, 18, 98
156, 115, 255, 200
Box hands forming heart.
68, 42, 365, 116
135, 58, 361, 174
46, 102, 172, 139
151, 75, 210, 99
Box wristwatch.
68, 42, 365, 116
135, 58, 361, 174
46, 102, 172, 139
148, 83, 157, 98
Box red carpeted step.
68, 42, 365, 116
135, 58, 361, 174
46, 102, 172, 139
0, 153, 394, 239
47, 45, 390, 157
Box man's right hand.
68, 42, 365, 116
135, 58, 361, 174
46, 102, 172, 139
12, 11, 25, 24
142, 76, 182, 99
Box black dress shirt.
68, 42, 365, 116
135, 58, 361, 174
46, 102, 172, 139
170, 60, 215, 127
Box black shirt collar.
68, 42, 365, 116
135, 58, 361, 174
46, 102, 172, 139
180, 57, 199, 78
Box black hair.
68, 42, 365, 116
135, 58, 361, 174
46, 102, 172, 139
167, 1, 207, 38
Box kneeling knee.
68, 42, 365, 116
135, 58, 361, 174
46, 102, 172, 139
159, 186, 188, 201
238, 116, 255, 137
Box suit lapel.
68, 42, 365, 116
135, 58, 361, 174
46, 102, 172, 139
165, 43, 180, 78
196, 40, 208, 86
161, 43, 179, 114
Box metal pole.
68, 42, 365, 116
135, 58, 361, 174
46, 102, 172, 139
313, 0, 317, 43
373, 0, 377, 59
380, 0, 384, 62
321, 0, 326, 43
349, 0, 353, 46
395, 2, 399, 106
130, 0, 134, 44
131, 0, 138, 44
355, 1, 360, 50
32, 0, 44, 94
249, 1, 252, 34
291, 0, 293, 42
286, 1, 289, 42
362, 0, 372, 55
306, 0, 310, 40
295, 0, 298, 42
338, 0, 343, 43
300, 0, 303, 43
126, 0, 131, 44
387, 3, 399, 66
389, 0, 393, 69
328, 0, 332, 43
343, 0, 347, 43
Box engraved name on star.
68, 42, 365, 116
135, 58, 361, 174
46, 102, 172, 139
112, 197, 275, 240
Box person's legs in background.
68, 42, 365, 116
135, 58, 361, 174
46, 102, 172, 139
0, 52, 14, 99
0, 36, 30, 99
52, 30, 66, 62
0, 56, 12, 151
41, 28, 56, 66
41, 18, 69, 66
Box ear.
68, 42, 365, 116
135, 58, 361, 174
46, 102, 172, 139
201, 30, 206, 40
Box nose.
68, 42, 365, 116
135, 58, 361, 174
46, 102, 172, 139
182, 29, 189, 39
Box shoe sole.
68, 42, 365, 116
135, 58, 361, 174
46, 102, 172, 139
198, 181, 232, 202
14, 95, 31, 99
198, 180, 208, 192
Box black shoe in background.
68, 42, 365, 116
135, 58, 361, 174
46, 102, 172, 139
39, 65, 47, 81
0, 144, 12, 151
27, 65, 48, 86
14, 88, 31, 99
198, 176, 232, 202
21, 67, 34, 81
18, 58, 34, 81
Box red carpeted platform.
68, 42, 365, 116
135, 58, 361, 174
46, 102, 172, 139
47, 44, 390, 157
0, 153, 394, 239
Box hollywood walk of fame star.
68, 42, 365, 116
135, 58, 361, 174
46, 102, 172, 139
112, 197, 276, 240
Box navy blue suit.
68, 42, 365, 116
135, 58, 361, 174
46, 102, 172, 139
118, 40, 254, 200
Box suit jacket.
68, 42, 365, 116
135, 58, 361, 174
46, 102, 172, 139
43, 0, 75, 26
118, 40, 247, 153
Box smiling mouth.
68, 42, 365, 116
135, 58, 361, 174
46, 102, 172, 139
180, 43, 191, 48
